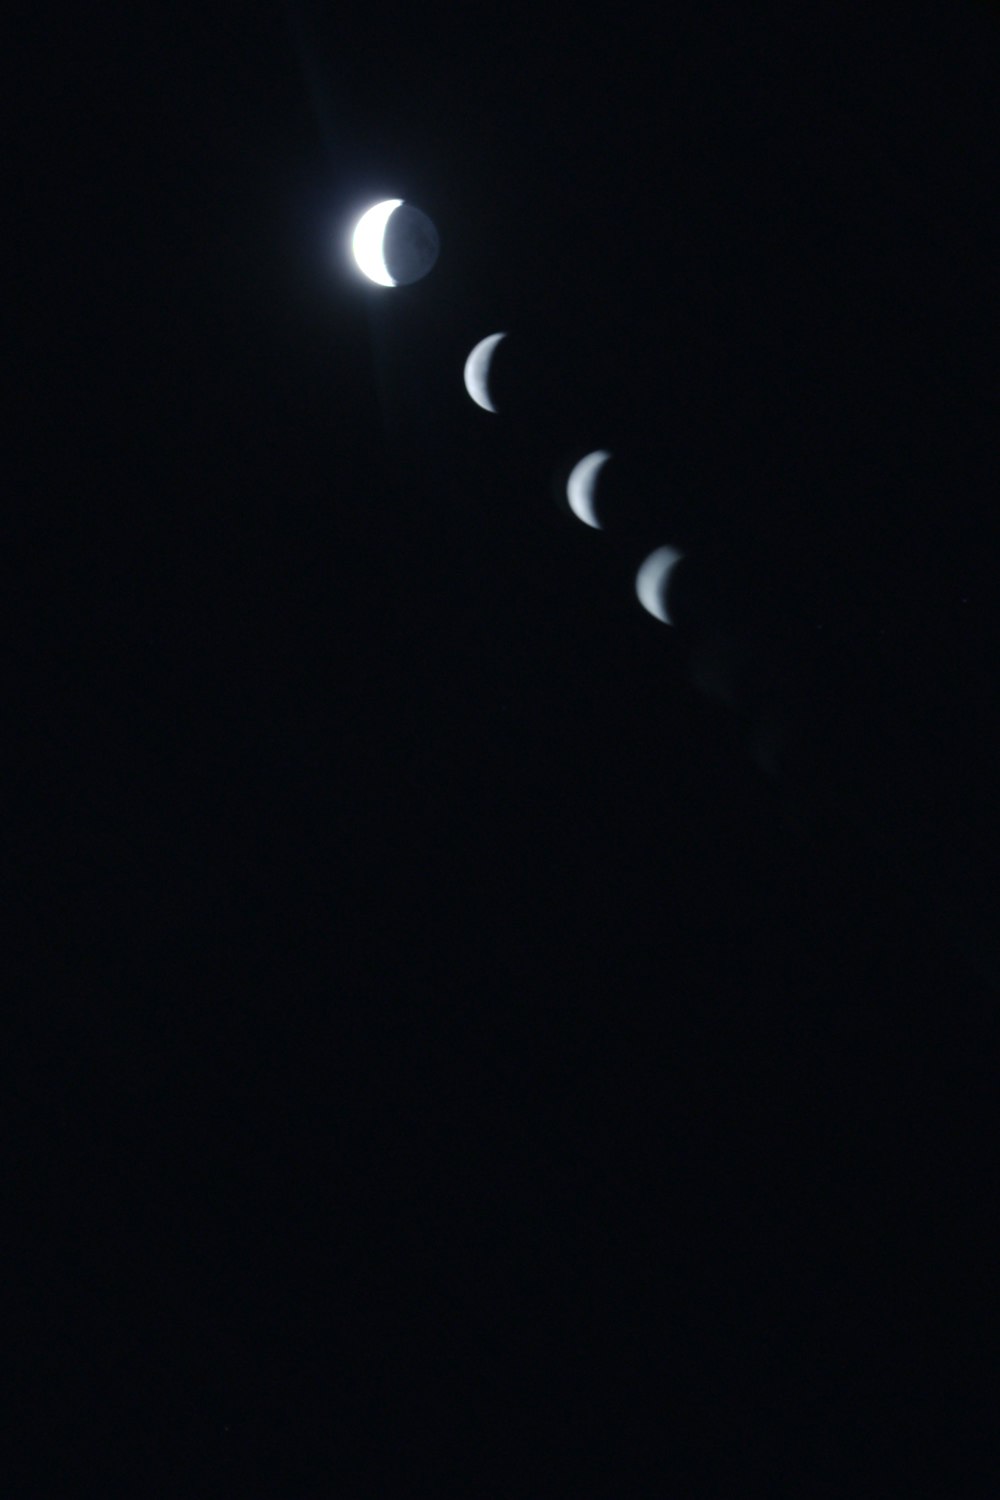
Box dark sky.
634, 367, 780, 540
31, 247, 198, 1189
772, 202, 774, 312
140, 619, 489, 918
14, 2, 1000, 1490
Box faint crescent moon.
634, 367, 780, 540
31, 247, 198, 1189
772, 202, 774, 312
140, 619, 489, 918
636, 546, 683, 625
463, 332, 507, 413
351, 199, 403, 286
566, 450, 611, 529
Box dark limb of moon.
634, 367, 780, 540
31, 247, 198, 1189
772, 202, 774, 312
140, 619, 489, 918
382, 204, 440, 286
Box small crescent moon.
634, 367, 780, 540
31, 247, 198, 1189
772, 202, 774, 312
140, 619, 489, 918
351, 199, 403, 286
636, 546, 683, 625
566, 450, 611, 529
463, 332, 507, 413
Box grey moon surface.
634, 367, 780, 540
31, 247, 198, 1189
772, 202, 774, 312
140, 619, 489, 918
381, 202, 440, 286
566, 450, 611, 529
463, 333, 507, 413
636, 546, 683, 625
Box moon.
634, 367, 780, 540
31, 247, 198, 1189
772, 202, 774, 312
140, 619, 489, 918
636, 546, 683, 625
566, 450, 611, 529
351, 200, 401, 286
350, 200, 440, 287
463, 332, 507, 413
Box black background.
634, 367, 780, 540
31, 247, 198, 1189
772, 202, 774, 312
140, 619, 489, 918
12, 1, 999, 1491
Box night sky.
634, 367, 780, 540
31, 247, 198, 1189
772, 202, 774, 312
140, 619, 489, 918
14, 2, 1000, 1490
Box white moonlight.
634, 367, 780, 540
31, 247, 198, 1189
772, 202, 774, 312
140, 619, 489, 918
566, 450, 611, 529
351, 200, 401, 286
636, 546, 683, 625
463, 332, 507, 413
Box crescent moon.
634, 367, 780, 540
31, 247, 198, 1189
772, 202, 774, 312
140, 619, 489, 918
463, 332, 507, 413
351, 199, 403, 286
636, 546, 683, 625
566, 450, 611, 529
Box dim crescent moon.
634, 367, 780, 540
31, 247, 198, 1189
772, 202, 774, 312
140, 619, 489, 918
463, 332, 507, 413
636, 546, 683, 625
566, 450, 611, 529
351, 199, 403, 286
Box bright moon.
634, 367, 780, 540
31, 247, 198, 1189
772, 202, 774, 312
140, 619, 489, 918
463, 332, 507, 413
636, 546, 683, 625
350, 200, 440, 287
566, 450, 611, 529
351, 200, 401, 286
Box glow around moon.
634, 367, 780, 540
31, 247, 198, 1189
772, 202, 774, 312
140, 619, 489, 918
463, 332, 507, 413
636, 546, 683, 625
566, 450, 611, 529
351, 200, 402, 286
